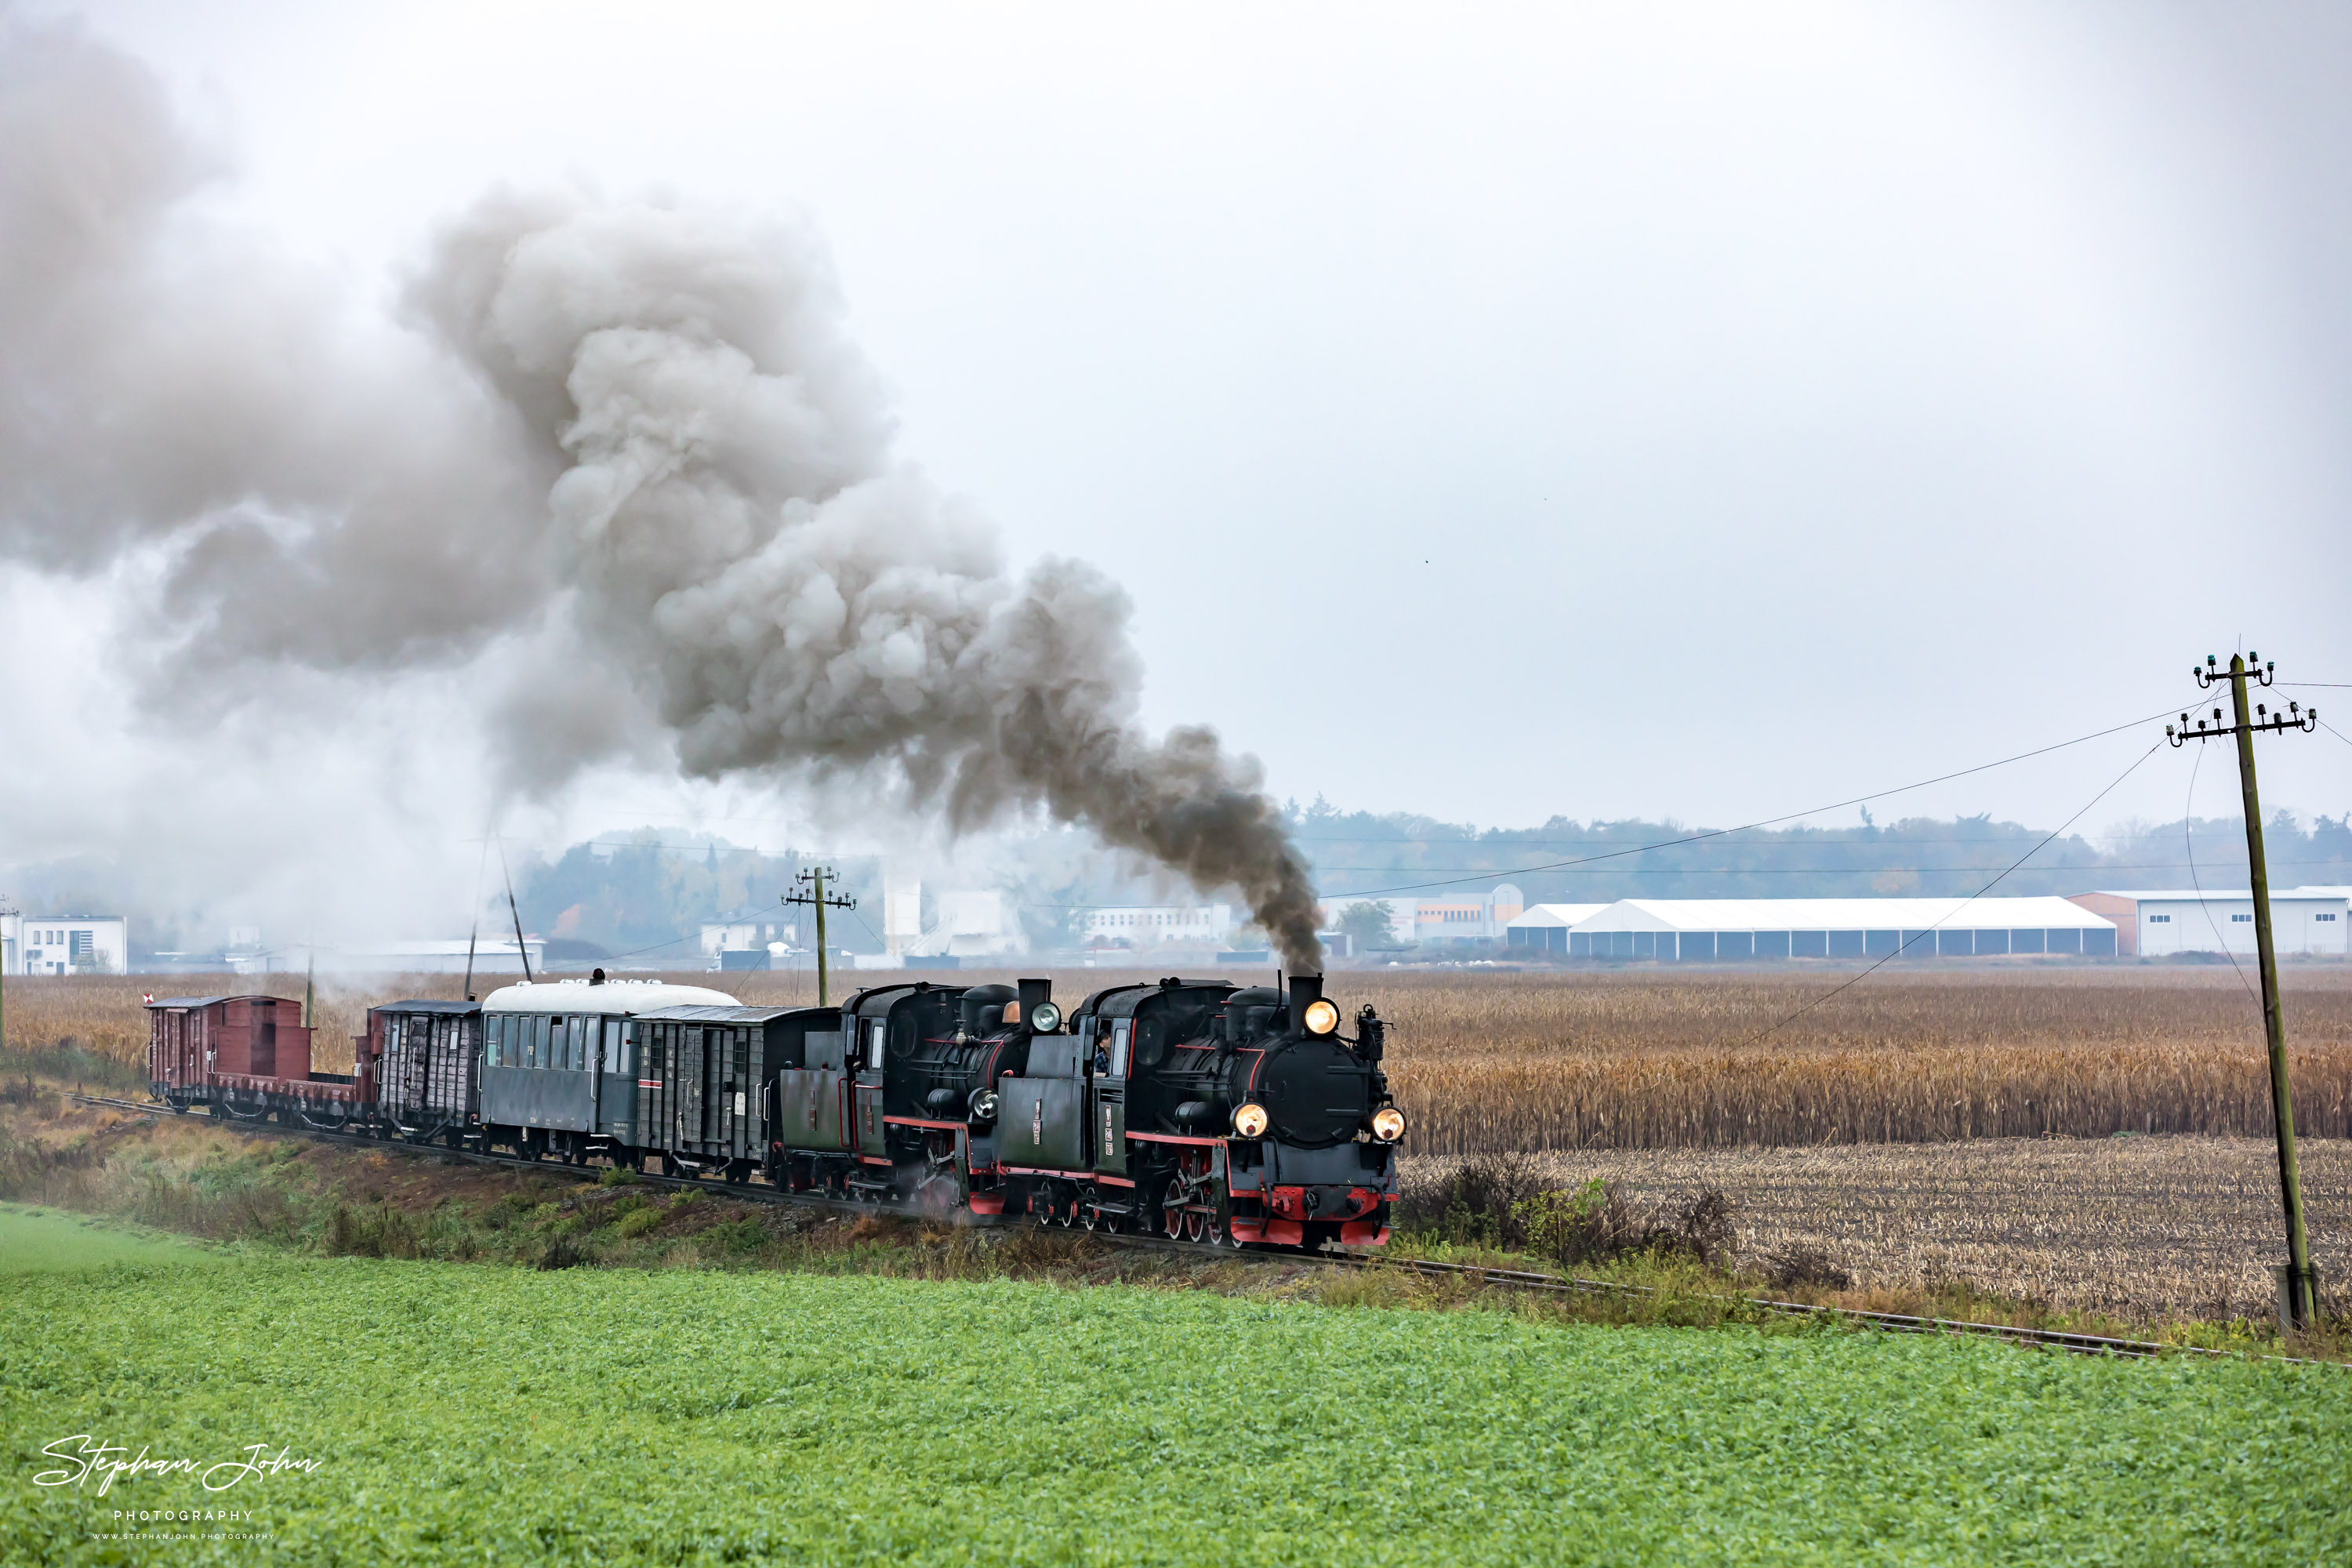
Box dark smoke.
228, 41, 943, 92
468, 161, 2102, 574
0, 19, 1323, 968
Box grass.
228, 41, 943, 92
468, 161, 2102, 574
5, 1258, 2350, 1566
0, 1203, 227, 1276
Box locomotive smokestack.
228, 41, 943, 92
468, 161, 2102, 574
1287, 974, 1323, 1029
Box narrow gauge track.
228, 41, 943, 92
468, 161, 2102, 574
69, 1094, 2307, 1363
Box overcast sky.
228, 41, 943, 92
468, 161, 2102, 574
7, 2, 2350, 932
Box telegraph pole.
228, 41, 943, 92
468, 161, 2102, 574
2170, 652, 2321, 1330
0, 895, 16, 1056
783, 867, 857, 1007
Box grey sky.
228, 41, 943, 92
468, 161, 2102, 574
6, 2, 2350, 936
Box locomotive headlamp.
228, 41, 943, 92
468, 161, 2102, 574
1232, 1102, 1270, 1138
971, 1089, 1000, 1122
1029, 1001, 1062, 1033
1370, 1106, 1406, 1143
1301, 998, 1341, 1036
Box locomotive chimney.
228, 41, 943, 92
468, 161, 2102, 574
1018, 978, 1054, 1029
1287, 974, 1323, 1033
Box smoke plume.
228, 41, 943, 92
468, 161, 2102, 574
0, 17, 1323, 968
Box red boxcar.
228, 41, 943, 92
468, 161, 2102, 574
146, 995, 367, 1127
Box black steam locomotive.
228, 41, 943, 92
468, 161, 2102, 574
760, 973, 1403, 1247
310, 971, 1403, 1249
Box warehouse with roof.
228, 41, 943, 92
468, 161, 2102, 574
2067, 887, 2349, 957
1508, 897, 2118, 960
1501, 903, 1609, 953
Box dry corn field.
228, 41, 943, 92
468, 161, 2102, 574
11, 964, 2352, 1152
1353, 966, 2352, 1153
1403, 1137, 2352, 1324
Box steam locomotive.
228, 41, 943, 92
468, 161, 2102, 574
149, 972, 1403, 1249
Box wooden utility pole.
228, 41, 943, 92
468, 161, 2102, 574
2170, 652, 2321, 1330
498, 840, 535, 985
0, 895, 16, 1056
784, 867, 857, 1007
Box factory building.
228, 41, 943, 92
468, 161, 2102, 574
1083, 904, 1240, 949
1502, 904, 1610, 953
2067, 888, 2350, 957
1316, 887, 1525, 949
3, 914, 129, 975
1523, 897, 2118, 960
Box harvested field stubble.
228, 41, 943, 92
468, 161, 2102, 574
1401, 1136, 2352, 1323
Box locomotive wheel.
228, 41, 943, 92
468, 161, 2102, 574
1080, 1206, 1098, 1232
1161, 1178, 1187, 1240
1203, 1210, 1225, 1247
1183, 1209, 1206, 1243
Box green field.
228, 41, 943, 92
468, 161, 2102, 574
2, 1257, 2347, 1566
0, 1203, 228, 1276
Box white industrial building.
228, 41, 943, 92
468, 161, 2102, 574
702, 908, 797, 967
1503, 904, 1610, 953
1316, 886, 1526, 949
4, 914, 129, 975
1519, 897, 2118, 960
1084, 904, 1240, 949
2067, 888, 2350, 958
904, 891, 1022, 960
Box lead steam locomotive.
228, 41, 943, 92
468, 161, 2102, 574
146, 973, 1403, 1248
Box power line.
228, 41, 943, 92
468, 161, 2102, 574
1744, 739, 2168, 1047
1305, 858, 2339, 877
1338, 706, 2187, 899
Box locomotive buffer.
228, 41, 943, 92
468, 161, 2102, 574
2169, 652, 2322, 1332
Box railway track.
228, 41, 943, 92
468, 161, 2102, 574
66, 1094, 2301, 1363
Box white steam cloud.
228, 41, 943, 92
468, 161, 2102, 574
0, 16, 1321, 967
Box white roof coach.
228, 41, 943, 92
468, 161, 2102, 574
481, 978, 740, 1014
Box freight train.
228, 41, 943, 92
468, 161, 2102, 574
145, 972, 1403, 1249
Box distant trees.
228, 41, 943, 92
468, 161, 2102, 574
1335, 900, 1401, 953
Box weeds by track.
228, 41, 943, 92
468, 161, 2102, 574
64, 1094, 2315, 1363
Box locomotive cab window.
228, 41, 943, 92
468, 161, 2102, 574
867, 1022, 886, 1070
1109, 1022, 1131, 1077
